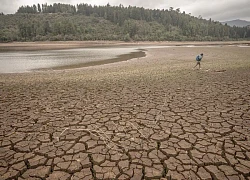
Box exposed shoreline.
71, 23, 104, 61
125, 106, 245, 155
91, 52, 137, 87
0, 40, 249, 52
1, 41, 250, 74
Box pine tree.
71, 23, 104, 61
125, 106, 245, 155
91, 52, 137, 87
38, 4, 41, 13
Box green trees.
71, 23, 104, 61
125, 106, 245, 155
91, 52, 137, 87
16, 3, 77, 14
0, 3, 248, 42
17, 5, 37, 13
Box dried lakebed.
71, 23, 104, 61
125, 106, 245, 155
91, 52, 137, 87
0, 45, 250, 180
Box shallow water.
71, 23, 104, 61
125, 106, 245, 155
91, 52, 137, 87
0, 47, 142, 73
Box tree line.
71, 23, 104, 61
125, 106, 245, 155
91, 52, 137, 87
0, 3, 249, 42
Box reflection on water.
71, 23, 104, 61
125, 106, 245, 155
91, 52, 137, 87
0, 47, 142, 73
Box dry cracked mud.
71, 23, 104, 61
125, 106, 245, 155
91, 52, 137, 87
0, 45, 250, 180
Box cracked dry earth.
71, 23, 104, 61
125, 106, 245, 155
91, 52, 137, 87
0, 46, 250, 180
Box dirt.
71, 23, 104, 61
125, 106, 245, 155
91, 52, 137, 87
0, 43, 250, 180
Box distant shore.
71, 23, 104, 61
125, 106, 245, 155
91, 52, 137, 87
0, 41, 249, 52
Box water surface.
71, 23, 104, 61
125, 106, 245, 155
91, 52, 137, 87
0, 47, 142, 73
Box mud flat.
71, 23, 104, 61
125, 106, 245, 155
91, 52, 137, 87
0, 43, 250, 179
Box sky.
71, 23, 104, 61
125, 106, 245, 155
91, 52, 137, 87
0, 0, 250, 22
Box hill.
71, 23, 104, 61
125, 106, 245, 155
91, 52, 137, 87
0, 3, 249, 42
222, 19, 250, 27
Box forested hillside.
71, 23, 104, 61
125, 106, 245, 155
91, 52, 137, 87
0, 3, 249, 42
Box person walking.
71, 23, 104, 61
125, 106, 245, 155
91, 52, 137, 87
194, 53, 203, 69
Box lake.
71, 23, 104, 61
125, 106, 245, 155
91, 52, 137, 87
0, 46, 144, 73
